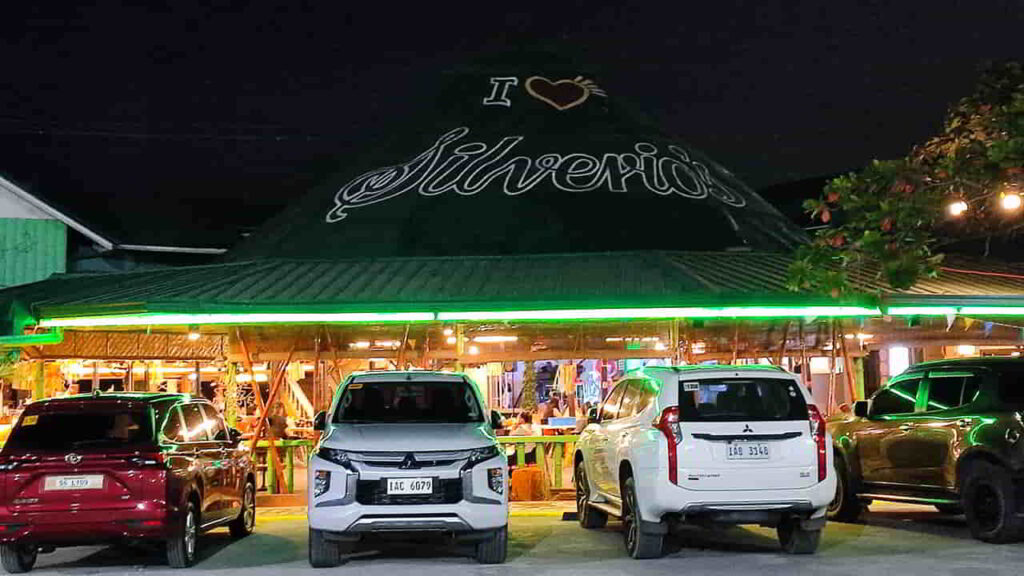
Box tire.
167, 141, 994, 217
962, 461, 1024, 543
0, 544, 37, 574
229, 482, 256, 538
778, 519, 822, 554
474, 526, 508, 564
934, 504, 964, 515
575, 460, 607, 529
622, 476, 664, 559
167, 500, 199, 568
308, 528, 341, 568
827, 454, 863, 523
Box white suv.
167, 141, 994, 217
307, 371, 508, 567
575, 365, 834, 558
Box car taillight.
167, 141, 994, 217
808, 404, 827, 482
654, 406, 681, 485
131, 453, 166, 468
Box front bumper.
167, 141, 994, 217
307, 454, 508, 533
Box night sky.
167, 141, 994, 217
2, 1, 1022, 247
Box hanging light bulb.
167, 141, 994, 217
947, 199, 968, 217
1001, 192, 1022, 212
187, 325, 201, 341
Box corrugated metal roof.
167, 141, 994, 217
5, 251, 1024, 321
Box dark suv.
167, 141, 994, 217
828, 357, 1024, 542
0, 393, 256, 572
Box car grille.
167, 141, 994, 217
356, 478, 463, 506
348, 450, 470, 468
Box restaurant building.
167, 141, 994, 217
1, 52, 1023, 437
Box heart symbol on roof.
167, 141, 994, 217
525, 76, 591, 111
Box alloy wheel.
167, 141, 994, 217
575, 465, 588, 513
184, 507, 197, 561
243, 485, 256, 531
625, 486, 638, 552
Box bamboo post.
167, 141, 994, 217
774, 321, 791, 366
839, 322, 858, 404
730, 322, 740, 364
396, 323, 411, 369
799, 321, 810, 388
827, 320, 838, 416
238, 328, 288, 491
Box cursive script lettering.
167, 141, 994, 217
325, 127, 746, 222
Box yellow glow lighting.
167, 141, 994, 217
1001, 192, 1022, 212
947, 200, 968, 217
472, 335, 518, 343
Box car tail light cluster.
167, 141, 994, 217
808, 404, 827, 482
654, 406, 681, 485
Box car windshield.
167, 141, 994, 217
333, 379, 484, 424
678, 378, 809, 421
4, 407, 154, 452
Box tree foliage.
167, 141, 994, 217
789, 61, 1024, 294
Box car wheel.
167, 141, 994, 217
575, 460, 607, 529
474, 526, 508, 564
0, 544, 38, 574
229, 481, 256, 538
934, 503, 963, 515
622, 476, 664, 559
778, 518, 822, 554
308, 528, 341, 568
167, 500, 198, 568
963, 461, 1024, 543
827, 454, 863, 523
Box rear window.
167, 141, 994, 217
333, 379, 483, 424
678, 378, 808, 422
5, 407, 154, 452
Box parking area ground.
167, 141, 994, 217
22, 502, 1024, 575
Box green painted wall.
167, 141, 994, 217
0, 218, 66, 288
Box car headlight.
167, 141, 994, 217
313, 470, 331, 498
465, 445, 501, 468
487, 468, 504, 495
317, 447, 356, 472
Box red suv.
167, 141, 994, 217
0, 393, 256, 572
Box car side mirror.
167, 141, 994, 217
853, 401, 869, 418
587, 407, 599, 424
228, 427, 243, 444
490, 410, 504, 430
313, 411, 327, 431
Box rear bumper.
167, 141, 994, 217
0, 506, 169, 545
634, 458, 835, 526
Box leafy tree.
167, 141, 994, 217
789, 61, 1024, 294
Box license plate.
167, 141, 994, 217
44, 475, 104, 491
726, 442, 770, 460
386, 477, 433, 495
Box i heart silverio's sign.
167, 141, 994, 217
324, 75, 748, 223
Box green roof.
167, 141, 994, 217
2, 251, 1023, 327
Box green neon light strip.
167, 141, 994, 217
886, 306, 959, 316
959, 306, 1024, 316
0, 328, 64, 347
32, 305, 1024, 329
437, 306, 881, 322
38, 312, 436, 328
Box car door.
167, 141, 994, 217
856, 375, 924, 487
200, 403, 241, 519
910, 370, 983, 491
178, 402, 224, 522
590, 382, 626, 495
603, 380, 643, 499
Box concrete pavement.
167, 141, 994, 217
21, 503, 1024, 575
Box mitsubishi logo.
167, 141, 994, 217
742, 425, 754, 433
65, 453, 82, 465
399, 453, 420, 470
